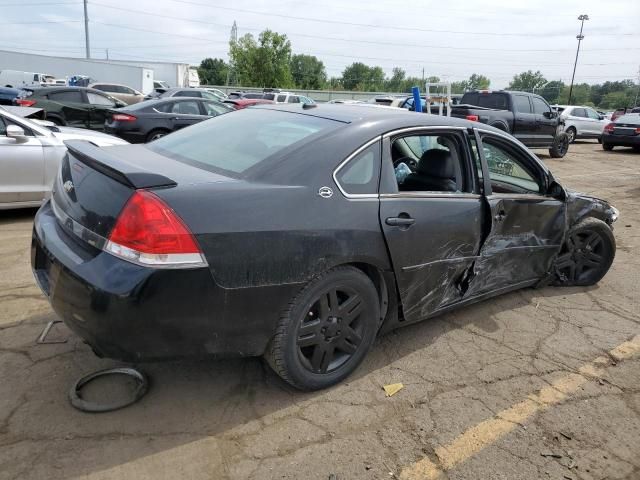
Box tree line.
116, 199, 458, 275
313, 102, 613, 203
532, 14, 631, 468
197, 29, 639, 109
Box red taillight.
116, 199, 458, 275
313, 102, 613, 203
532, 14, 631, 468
603, 123, 615, 133
106, 190, 206, 267
466, 115, 479, 121
112, 113, 137, 122
16, 99, 36, 107
635, 127, 640, 134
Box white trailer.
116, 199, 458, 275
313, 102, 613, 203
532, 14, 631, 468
0, 50, 155, 93
105, 60, 191, 89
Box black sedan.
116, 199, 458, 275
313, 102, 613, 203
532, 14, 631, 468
104, 97, 233, 143
31, 104, 618, 390
602, 113, 640, 152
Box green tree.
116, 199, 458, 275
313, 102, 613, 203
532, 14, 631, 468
539, 80, 565, 104
450, 81, 468, 94
467, 73, 490, 90
197, 58, 229, 86
385, 67, 406, 92
600, 91, 634, 110
508, 70, 547, 92
290, 54, 327, 89
229, 30, 293, 88
341, 63, 385, 91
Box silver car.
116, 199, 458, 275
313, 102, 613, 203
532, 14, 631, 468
0, 106, 128, 210
553, 105, 608, 143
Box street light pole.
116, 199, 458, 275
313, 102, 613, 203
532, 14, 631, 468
83, 0, 91, 59
568, 14, 588, 104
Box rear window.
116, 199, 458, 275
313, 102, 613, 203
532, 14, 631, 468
462, 93, 509, 110
616, 114, 640, 124
148, 109, 343, 176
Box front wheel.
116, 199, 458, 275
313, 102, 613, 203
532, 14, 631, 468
265, 266, 380, 390
553, 218, 615, 287
549, 132, 570, 158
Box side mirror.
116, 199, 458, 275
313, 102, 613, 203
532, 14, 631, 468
598, 115, 604, 120
543, 111, 556, 119
547, 179, 565, 200
6, 124, 27, 143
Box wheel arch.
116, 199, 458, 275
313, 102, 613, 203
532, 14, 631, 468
489, 121, 510, 133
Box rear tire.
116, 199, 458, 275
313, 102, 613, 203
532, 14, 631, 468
553, 218, 615, 287
602, 143, 614, 151
265, 266, 380, 391
549, 132, 570, 158
146, 129, 169, 142
565, 127, 577, 143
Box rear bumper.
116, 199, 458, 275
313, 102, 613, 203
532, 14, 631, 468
32, 200, 296, 361
602, 133, 640, 147
104, 124, 146, 143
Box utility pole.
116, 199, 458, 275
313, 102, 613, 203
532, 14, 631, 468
568, 14, 588, 104
83, 0, 91, 59
226, 21, 238, 86
635, 65, 640, 107
105, 48, 109, 60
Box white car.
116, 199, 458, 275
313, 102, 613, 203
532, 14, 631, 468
553, 105, 608, 143
0, 106, 128, 210
263, 91, 315, 105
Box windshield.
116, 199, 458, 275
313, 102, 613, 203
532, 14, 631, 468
148, 108, 343, 176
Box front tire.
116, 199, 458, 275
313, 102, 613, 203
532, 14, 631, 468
266, 266, 380, 391
549, 132, 570, 158
553, 218, 615, 287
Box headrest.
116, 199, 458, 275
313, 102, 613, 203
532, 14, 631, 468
417, 149, 455, 179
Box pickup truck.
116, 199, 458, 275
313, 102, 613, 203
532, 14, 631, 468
451, 90, 569, 158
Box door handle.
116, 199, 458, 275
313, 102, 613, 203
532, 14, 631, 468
494, 210, 506, 222
386, 216, 415, 227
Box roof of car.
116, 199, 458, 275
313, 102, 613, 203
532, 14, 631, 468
254, 103, 477, 128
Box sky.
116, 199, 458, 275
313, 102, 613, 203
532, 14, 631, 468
0, 0, 638, 89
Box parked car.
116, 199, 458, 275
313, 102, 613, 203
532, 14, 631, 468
89, 83, 145, 105
611, 107, 640, 121
204, 88, 228, 100
149, 87, 223, 101
31, 104, 618, 390
0, 106, 127, 210
14, 87, 126, 129
104, 97, 233, 143
223, 98, 274, 110
327, 99, 365, 104
265, 91, 315, 104
602, 113, 640, 152
451, 90, 569, 157
553, 105, 608, 143
0, 70, 55, 88
227, 91, 266, 100
0, 86, 20, 105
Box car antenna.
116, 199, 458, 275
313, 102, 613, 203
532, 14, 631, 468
303, 103, 317, 109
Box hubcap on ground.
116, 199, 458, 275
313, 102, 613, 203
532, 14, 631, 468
296, 287, 365, 374
555, 230, 605, 283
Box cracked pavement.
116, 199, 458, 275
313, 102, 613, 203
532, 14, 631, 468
1, 142, 639, 480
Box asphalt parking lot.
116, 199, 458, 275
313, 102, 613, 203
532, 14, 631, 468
1, 142, 639, 480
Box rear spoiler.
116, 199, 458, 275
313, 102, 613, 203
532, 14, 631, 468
64, 140, 177, 189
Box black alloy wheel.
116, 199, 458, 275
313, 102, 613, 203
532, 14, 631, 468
554, 218, 615, 286
296, 286, 365, 374
266, 266, 380, 390
549, 132, 570, 158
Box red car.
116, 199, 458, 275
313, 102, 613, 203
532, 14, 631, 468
223, 98, 274, 110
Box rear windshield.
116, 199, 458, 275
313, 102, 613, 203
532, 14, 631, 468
147, 109, 343, 176
461, 93, 509, 110
616, 114, 640, 124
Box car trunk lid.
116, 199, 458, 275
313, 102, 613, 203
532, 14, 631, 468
52, 140, 236, 239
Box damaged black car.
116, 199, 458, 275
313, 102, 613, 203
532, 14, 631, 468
31, 104, 619, 391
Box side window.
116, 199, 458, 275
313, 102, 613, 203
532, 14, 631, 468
586, 108, 600, 120
572, 108, 586, 118
468, 134, 483, 185
153, 102, 173, 113
287, 96, 300, 103
203, 101, 229, 116
277, 94, 287, 102
390, 133, 470, 193
92, 85, 107, 92
335, 141, 380, 195
49, 91, 83, 103
532, 97, 550, 115
480, 136, 541, 194
87, 92, 115, 106
33, 74, 39, 82
171, 101, 200, 115
175, 90, 200, 98
0, 116, 6, 135
513, 95, 532, 113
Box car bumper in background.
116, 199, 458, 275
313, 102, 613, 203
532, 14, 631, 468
602, 133, 640, 147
